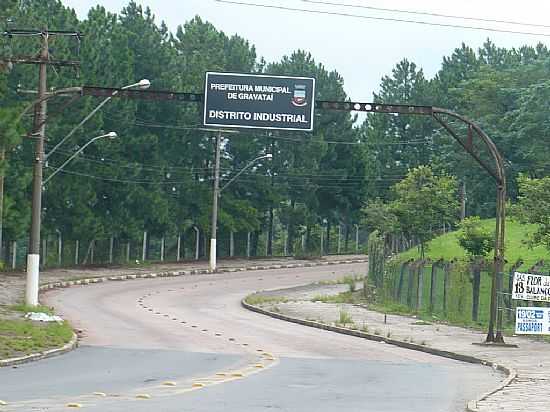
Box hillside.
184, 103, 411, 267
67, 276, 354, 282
398, 219, 550, 271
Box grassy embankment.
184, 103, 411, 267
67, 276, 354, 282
0, 304, 73, 360
314, 219, 550, 333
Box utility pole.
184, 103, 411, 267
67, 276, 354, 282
209, 131, 222, 272
1, 29, 81, 305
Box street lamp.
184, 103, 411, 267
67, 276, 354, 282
209, 143, 272, 273
25, 79, 150, 306
42, 132, 117, 186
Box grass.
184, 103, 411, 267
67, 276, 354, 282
9, 304, 53, 315
336, 308, 353, 326
399, 219, 550, 271
244, 294, 288, 306
0, 319, 73, 359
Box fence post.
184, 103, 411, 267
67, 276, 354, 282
11, 240, 16, 269
57, 230, 62, 266
337, 225, 341, 254
247, 232, 251, 258
41, 238, 47, 266
230, 231, 235, 257
443, 261, 452, 315
142, 231, 147, 261
160, 236, 165, 262
417, 260, 425, 310
429, 259, 442, 313
109, 236, 114, 264
355, 224, 359, 252
320, 226, 324, 256
407, 261, 416, 308
177, 233, 181, 261
396, 259, 412, 301
90, 240, 95, 264
126, 242, 130, 262
75, 240, 79, 265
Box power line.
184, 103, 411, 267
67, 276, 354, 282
302, 0, 550, 30
215, 0, 550, 37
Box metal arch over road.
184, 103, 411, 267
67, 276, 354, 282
77, 86, 507, 343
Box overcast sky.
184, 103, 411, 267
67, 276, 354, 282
62, 0, 550, 101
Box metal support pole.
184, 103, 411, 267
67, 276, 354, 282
209, 131, 221, 273
160, 236, 165, 262
230, 231, 235, 257
75, 239, 79, 265
355, 224, 359, 252
126, 242, 130, 262
25, 32, 48, 306
177, 233, 181, 261
247, 232, 251, 258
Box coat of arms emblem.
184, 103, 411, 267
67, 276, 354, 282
291, 84, 307, 107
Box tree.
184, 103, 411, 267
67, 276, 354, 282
457, 216, 494, 321
390, 166, 458, 258
513, 174, 550, 251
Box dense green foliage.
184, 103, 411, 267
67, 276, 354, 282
1, 1, 549, 262
457, 216, 494, 258
513, 174, 550, 251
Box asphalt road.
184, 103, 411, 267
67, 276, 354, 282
0, 263, 501, 411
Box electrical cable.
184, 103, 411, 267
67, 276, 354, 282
302, 0, 550, 30
215, 0, 550, 38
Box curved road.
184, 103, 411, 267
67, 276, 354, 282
0, 263, 500, 411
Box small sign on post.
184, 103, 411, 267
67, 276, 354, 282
203, 72, 315, 131
515, 307, 550, 335
512, 272, 550, 302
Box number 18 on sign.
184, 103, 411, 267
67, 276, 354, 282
513, 272, 550, 335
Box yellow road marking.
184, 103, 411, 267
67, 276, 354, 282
162, 381, 177, 386
136, 394, 151, 399
93, 392, 106, 397
66, 403, 82, 408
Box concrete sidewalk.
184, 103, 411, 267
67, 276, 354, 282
0, 255, 366, 307
249, 283, 549, 412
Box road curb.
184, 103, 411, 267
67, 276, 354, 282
37, 258, 368, 294
0, 331, 78, 368
241, 297, 517, 412
10, 258, 364, 368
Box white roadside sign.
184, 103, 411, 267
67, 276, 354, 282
512, 272, 550, 302
515, 307, 550, 335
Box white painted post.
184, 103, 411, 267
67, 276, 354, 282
142, 231, 147, 261
301, 234, 305, 252
230, 231, 235, 257
109, 236, 114, 264
246, 232, 251, 258
75, 240, 79, 265
193, 226, 199, 261
160, 236, 165, 262
177, 233, 181, 261
11, 240, 16, 269
126, 242, 130, 262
